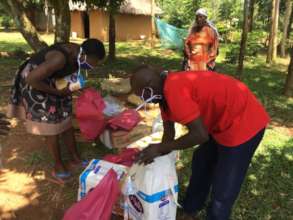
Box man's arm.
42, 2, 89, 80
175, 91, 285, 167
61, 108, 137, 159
159, 117, 209, 154
137, 117, 209, 164
161, 120, 175, 143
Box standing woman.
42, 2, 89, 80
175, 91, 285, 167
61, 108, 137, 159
7, 39, 106, 183
184, 8, 219, 71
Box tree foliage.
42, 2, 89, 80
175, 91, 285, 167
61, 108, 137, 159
49, 0, 71, 43
157, 0, 288, 32
157, 0, 200, 28
2, 0, 47, 51
72, 0, 125, 13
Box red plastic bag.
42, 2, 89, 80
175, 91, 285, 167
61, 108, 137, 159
108, 109, 141, 131
76, 88, 106, 140
63, 169, 120, 220
103, 148, 140, 167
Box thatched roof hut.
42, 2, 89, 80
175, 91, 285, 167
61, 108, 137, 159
69, 0, 162, 15
69, 0, 162, 41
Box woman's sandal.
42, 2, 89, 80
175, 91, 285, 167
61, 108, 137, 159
51, 170, 71, 185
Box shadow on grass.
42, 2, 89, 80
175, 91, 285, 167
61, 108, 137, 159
177, 133, 293, 220
0, 57, 22, 77
90, 54, 182, 78
233, 137, 293, 220
0, 40, 30, 53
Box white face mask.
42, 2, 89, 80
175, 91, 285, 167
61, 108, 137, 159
136, 87, 162, 111
77, 47, 93, 76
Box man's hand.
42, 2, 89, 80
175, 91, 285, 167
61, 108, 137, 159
0, 113, 10, 136
136, 143, 162, 165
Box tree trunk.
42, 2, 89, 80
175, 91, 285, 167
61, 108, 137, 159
287, 8, 293, 38
5, 0, 47, 52
151, 0, 155, 47
108, 11, 116, 61
248, 0, 255, 32
280, 0, 292, 57
284, 48, 293, 96
49, 0, 71, 43
237, 0, 250, 79
44, 0, 50, 34
266, 0, 280, 64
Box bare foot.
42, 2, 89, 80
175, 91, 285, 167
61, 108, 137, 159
54, 162, 69, 173
68, 158, 88, 171
50, 163, 71, 184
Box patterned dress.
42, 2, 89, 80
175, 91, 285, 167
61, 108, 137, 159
7, 44, 78, 136
185, 25, 219, 71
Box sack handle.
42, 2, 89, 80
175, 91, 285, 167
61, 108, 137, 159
168, 176, 182, 208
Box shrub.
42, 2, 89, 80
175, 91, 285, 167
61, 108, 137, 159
224, 31, 266, 64
1, 16, 13, 30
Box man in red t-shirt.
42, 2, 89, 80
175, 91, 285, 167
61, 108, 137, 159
131, 66, 270, 220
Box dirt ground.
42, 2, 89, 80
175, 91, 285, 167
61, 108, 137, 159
0, 73, 161, 220
0, 83, 80, 219
0, 74, 126, 220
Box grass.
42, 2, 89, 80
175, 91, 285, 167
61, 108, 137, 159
177, 127, 293, 220
0, 31, 54, 52
233, 128, 293, 219
0, 31, 292, 219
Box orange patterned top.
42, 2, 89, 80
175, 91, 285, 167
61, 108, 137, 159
185, 25, 219, 70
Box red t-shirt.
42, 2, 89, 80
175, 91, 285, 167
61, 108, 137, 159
161, 71, 270, 147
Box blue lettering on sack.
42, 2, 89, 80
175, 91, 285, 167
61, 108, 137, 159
80, 159, 99, 199
94, 165, 101, 174
159, 200, 169, 208
137, 185, 179, 203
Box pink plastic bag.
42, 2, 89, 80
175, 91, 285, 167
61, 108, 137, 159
76, 88, 106, 140
108, 109, 141, 131
63, 169, 120, 220
103, 148, 140, 167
